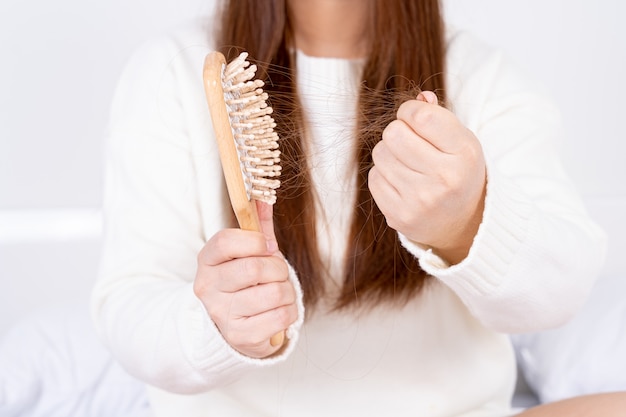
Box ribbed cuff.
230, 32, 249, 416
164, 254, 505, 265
179, 262, 305, 375
400, 168, 535, 296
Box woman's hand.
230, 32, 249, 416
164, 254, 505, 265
193, 202, 298, 359
368, 91, 487, 265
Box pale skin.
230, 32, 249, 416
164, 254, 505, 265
193, 0, 626, 413
369, 90, 486, 264
193, 201, 296, 359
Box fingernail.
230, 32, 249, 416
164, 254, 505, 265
270, 331, 285, 347
266, 238, 278, 254
417, 91, 437, 104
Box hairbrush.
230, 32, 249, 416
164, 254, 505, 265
203, 51, 284, 347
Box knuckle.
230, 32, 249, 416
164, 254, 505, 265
457, 140, 477, 162
371, 142, 382, 163
384, 212, 404, 232
385, 216, 399, 231
413, 106, 435, 127
398, 211, 413, 230
457, 129, 483, 159
367, 165, 378, 183
383, 119, 404, 139
397, 100, 415, 118
196, 241, 215, 267
264, 283, 283, 306
464, 139, 480, 158
423, 188, 444, 211
196, 249, 205, 265
273, 306, 291, 327
382, 120, 406, 149
192, 278, 206, 298
394, 208, 414, 231
242, 256, 264, 278
368, 166, 379, 187
269, 280, 294, 307
444, 169, 464, 191
275, 304, 298, 329
211, 231, 229, 252
193, 269, 215, 300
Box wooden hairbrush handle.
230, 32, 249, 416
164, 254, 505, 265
203, 51, 285, 350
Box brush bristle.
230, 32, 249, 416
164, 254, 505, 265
221, 52, 281, 205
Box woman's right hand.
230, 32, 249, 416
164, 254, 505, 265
193, 203, 298, 359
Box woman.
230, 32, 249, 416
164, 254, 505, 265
92, 0, 622, 415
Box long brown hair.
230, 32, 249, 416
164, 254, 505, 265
216, 0, 447, 309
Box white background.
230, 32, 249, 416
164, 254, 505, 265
1, 0, 625, 336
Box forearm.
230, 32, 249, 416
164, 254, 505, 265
91, 261, 305, 393
400, 167, 606, 333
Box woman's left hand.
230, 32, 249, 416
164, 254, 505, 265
368, 91, 487, 265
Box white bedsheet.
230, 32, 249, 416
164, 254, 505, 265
0, 303, 149, 417
512, 273, 626, 403
3, 273, 625, 417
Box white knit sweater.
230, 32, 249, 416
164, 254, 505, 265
92, 18, 606, 417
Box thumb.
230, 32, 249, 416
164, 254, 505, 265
416, 90, 439, 105
255, 200, 279, 254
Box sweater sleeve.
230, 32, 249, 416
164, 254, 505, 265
400, 31, 606, 334
90, 26, 304, 394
